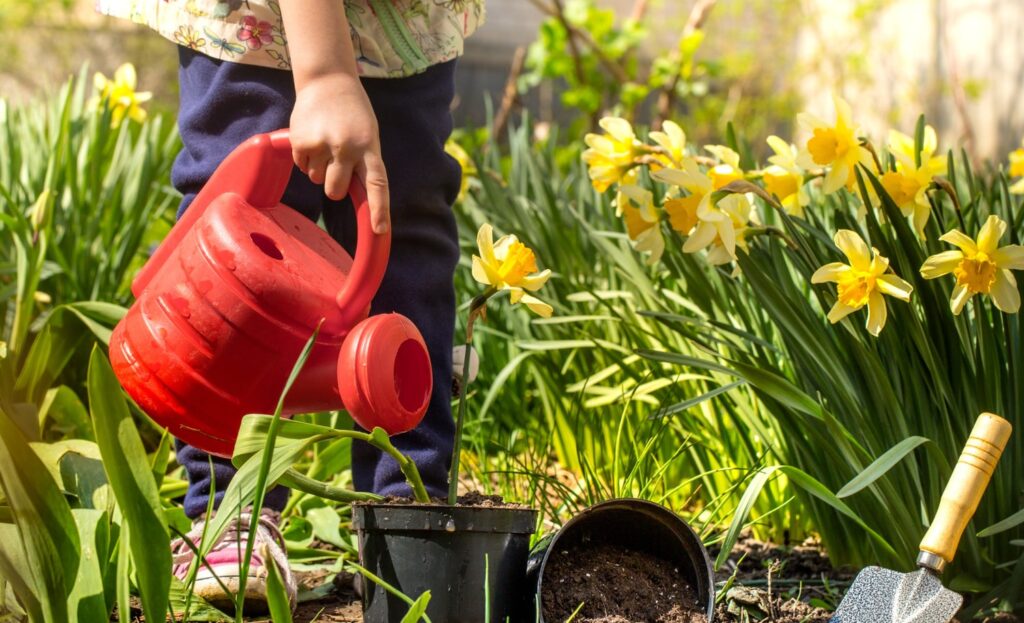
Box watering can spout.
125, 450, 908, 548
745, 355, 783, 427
111, 129, 431, 457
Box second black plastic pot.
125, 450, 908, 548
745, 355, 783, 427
527, 498, 715, 622
352, 502, 538, 623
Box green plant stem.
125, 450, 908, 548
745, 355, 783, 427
367, 427, 431, 503
448, 287, 497, 505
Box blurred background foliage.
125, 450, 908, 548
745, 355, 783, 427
6, 0, 1024, 160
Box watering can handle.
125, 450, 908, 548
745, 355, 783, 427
132, 130, 390, 324
267, 131, 391, 324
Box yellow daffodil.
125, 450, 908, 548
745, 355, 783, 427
1008, 140, 1024, 194
471, 224, 552, 317
664, 195, 700, 235
704, 145, 745, 190
649, 120, 687, 168
652, 164, 753, 262
796, 95, 873, 194
583, 117, 641, 192
762, 135, 809, 217
618, 185, 664, 264
920, 215, 1024, 315
93, 63, 152, 127
445, 139, 476, 202
703, 195, 754, 267
812, 230, 913, 336
880, 126, 947, 238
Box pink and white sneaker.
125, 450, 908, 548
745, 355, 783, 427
171, 508, 296, 613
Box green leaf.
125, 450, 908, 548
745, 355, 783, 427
652, 381, 746, 419
62, 302, 127, 345
0, 523, 44, 622
400, 591, 432, 623
305, 506, 347, 550
87, 347, 170, 623
168, 576, 232, 622
39, 385, 94, 440
0, 401, 79, 622
30, 439, 109, 510
68, 509, 112, 623
264, 549, 293, 623
780, 466, 900, 561
979, 507, 1024, 538
715, 467, 776, 570
837, 437, 930, 498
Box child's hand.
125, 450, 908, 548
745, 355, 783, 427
290, 73, 390, 234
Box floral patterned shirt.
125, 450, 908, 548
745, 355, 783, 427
96, 0, 485, 78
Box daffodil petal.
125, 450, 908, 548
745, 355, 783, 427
950, 283, 973, 315
519, 293, 553, 317
797, 112, 827, 133
990, 269, 1021, 314
939, 229, 977, 254
823, 164, 849, 194
766, 135, 791, 159
876, 274, 913, 301
520, 269, 552, 291
865, 291, 888, 336
993, 245, 1024, 270
683, 222, 717, 253
811, 262, 850, 284
920, 250, 963, 279
827, 301, 858, 324
600, 117, 635, 143
470, 256, 491, 285
977, 215, 1007, 254
477, 224, 496, 262
834, 230, 872, 271
717, 221, 737, 258
912, 203, 930, 239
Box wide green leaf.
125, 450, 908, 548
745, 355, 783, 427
0, 523, 44, 622
87, 347, 170, 623
0, 401, 79, 622
68, 508, 112, 623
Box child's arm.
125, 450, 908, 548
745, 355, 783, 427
280, 1, 389, 234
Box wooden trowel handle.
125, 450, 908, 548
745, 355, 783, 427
918, 412, 1012, 573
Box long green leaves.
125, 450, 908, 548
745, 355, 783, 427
0, 401, 79, 622
87, 347, 170, 623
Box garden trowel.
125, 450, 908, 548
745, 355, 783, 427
830, 412, 1012, 623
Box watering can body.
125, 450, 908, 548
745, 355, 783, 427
109, 130, 432, 457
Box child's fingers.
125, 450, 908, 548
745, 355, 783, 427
304, 151, 331, 185
359, 152, 390, 235
324, 158, 353, 201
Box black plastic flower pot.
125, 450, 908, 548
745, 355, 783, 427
526, 498, 715, 622
352, 502, 538, 623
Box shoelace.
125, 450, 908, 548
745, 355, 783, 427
170, 508, 296, 606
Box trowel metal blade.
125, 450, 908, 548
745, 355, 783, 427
829, 566, 963, 623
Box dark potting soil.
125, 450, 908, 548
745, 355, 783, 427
541, 544, 707, 623
377, 490, 530, 508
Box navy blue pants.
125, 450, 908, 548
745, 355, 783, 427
172, 47, 461, 519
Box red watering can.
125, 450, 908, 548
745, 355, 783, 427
109, 130, 432, 457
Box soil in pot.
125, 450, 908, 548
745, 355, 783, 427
541, 543, 708, 623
